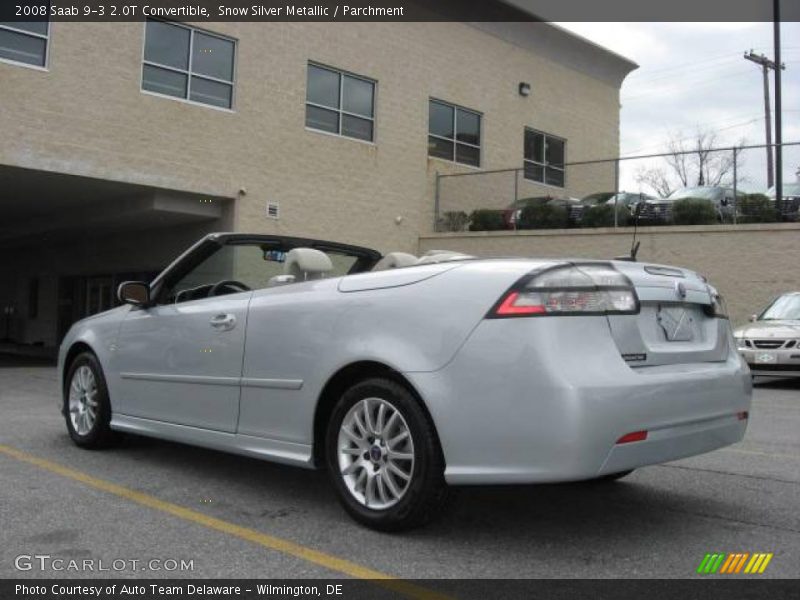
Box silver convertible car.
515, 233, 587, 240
59, 233, 752, 530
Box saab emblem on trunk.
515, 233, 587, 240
675, 281, 687, 299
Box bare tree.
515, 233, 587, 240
635, 129, 745, 197
634, 165, 676, 197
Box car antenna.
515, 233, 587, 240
615, 196, 642, 262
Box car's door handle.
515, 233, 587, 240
209, 313, 236, 331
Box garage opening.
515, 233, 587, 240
0, 165, 234, 358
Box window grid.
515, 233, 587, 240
142, 19, 236, 109
305, 63, 375, 142
523, 128, 566, 188
0, 21, 50, 69
428, 99, 481, 167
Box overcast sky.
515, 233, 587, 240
558, 22, 800, 193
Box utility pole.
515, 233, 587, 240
774, 0, 783, 216
744, 50, 784, 188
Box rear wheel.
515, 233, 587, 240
592, 469, 635, 483
325, 378, 449, 531
64, 352, 118, 449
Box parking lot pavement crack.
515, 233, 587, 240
657, 463, 800, 487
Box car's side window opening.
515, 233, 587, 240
162, 243, 362, 304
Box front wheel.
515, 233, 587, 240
325, 378, 449, 531
64, 352, 118, 449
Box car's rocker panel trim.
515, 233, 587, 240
119, 372, 304, 390
110, 414, 314, 467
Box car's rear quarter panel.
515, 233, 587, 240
237, 260, 546, 445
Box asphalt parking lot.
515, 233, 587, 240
1, 355, 798, 581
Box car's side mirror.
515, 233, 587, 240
118, 281, 151, 307
749, 314, 758, 322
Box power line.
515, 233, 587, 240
622, 71, 755, 102
621, 117, 764, 156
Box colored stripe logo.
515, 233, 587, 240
697, 553, 773, 574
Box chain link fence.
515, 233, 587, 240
434, 141, 800, 232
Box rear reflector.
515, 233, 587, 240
616, 430, 648, 444
737, 411, 749, 421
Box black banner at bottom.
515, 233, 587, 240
3, 579, 799, 600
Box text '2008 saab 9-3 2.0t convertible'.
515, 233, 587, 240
58, 233, 752, 530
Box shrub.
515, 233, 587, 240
737, 193, 778, 223
580, 203, 631, 228
468, 209, 506, 231
671, 197, 718, 225
517, 202, 569, 230
438, 210, 470, 232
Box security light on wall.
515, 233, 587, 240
518, 82, 531, 97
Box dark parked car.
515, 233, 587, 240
765, 183, 800, 221
570, 192, 654, 224
639, 186, 741, 224
503, 196, 579, 229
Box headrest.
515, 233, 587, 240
372, 252, 418, 271
284, 248, 333, 280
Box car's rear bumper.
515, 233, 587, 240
407, 317, 752, 485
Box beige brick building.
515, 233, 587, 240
0, 16, 635, 349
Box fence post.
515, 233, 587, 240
732, 148, 738, 225
434, 171, 441, 232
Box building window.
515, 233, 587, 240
524, 129, 566, 187
428, 100, 481, 167
0, 20, 49, 68
305, 63, 375, 142
142, 19, 235, 109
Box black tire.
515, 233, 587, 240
63, 352, 118, 449
325, 378, 450, 532
591, 469, 635, 483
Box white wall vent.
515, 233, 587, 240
266, 201, 280, 220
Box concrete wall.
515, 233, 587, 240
418, 223, 800, 326
0, 21, 625, 256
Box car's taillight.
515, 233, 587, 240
490, 263, 639, 318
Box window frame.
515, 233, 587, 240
140, 18, 237, 112
0, 20, 50, 71
427, 99, 482, 168
523, 128, 567, 188
305, 61, 377, 144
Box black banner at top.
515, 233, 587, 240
2, 0, 800, 23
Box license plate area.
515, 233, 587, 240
657, 305, 695, 342
755, 352, 777, 364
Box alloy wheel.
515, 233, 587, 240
337, 397, 415, 510
69, 365, 98, 436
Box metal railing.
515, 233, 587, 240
434, 141, 800, 231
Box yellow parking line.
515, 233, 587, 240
0, 444, 449, 600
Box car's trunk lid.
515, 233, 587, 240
604, 261, 729, 367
